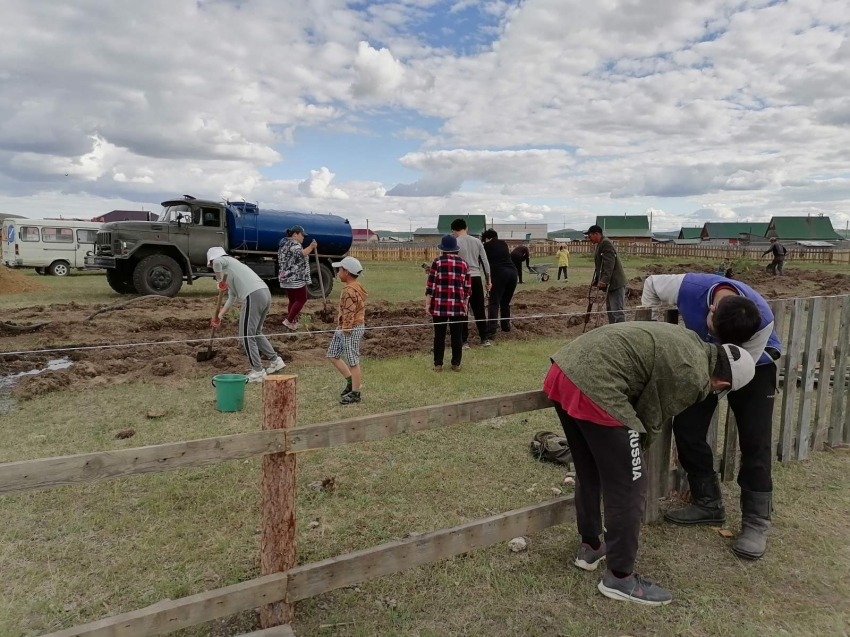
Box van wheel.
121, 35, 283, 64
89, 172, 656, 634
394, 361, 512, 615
49, 261, 70, 277
132, 254, 183, 297
306, 262, 334, 299
106, 268, 137, 294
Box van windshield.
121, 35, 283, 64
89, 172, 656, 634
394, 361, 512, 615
158, 204, 192, 222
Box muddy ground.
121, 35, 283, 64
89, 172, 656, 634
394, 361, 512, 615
2, 264, 847, 399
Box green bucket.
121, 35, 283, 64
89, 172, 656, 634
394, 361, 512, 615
211, 374, 249, 412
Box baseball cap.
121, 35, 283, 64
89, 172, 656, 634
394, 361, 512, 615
721, 343, 755, 391
288, 225, 305, 235
332, 256, 364, 276
207, 246, 227, 264
584, 225, 603, 235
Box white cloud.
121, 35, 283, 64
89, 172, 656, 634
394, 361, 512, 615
297, 167, 349, 200
350, 42, 407, 100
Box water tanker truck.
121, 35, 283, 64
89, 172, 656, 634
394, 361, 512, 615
85, 195, 353, 298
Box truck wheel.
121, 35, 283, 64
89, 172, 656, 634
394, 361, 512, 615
307, 262, 334, 299
49, 261, 70, 276
106, 268, 137, 294
132, 254, 184, 297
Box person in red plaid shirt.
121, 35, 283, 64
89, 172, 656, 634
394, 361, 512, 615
426, 234, 472, 371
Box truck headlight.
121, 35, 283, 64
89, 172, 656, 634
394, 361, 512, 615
121, 240, 135, 254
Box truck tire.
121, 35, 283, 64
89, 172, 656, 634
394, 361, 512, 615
307, 262, 334, 299
132, 254, 184, 297
49, 261, 70, 277
106, 268, 137, 295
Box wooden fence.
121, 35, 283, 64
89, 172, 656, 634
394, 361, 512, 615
5, 294, 850, 636
348, 242, 850, 264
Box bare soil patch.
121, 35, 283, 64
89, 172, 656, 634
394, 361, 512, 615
0, 266, 49, 295
2, 265, 839, 399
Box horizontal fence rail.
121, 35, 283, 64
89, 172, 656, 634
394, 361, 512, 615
348, 242, 850, 263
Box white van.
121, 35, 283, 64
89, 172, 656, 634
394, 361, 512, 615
1, 218, 103, 276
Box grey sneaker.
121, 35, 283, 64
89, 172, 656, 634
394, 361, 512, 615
462, 342, 470, 350
574, 542, 606, 571
597, 570, 672, 606
266, 357, 286, 374
482, 340, 492, 348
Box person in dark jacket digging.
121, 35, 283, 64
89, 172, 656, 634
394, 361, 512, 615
762, 237, 787, 276
585, 225, 627, 323
545, 322, 755, 606
510, 244, 531, 284
481, 229, 518, 339
641, 272, 781, 560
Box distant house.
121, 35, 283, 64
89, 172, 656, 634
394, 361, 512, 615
352, 229, 379, 243
701, 222, 769, 245
413, 227, 441, 245
93, 210, 155, 223
766, 216, 842, 241
678, 227, 703, 240
489, 223, 548, 242
436, 215, 487, 235
548, 229, 587, 241
595, 215, 652, 243
376, 231, 413, 242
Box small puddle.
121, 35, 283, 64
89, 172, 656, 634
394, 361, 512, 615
0, 357, 73, 414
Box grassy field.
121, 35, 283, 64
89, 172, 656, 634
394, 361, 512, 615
1, 257, 850, 636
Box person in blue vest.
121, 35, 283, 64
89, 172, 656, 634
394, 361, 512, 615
641, 273, 781, 560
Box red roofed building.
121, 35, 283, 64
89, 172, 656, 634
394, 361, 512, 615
92, 210, 155, 223
352, 228, 379, 243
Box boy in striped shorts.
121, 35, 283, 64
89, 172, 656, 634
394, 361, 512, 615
327, 257, 367, 405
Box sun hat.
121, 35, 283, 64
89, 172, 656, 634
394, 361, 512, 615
332, 256, 364, 276
721, 343, 756, 391
438, 234, 460, 252
584, 225, 603, 235
207, 246, 227, 265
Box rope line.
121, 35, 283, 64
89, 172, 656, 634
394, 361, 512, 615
0, 305, 673, 358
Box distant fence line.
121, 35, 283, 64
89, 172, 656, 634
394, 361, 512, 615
349, 242, 850, 264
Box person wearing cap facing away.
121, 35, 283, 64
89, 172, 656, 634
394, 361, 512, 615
450, 218, 492, 349
763, 237, 787, 276
327, 257, 368, 405
641, 271, 781, 559
426, 235, 472, 371
544, 321, 755, 606
585, 225, 627, 324
207, 247, 285, 383
277, 225, 317, 331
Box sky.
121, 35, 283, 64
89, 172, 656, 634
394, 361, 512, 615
2, 0, 850, 233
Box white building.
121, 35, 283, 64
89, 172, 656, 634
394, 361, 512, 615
489, 223, 548, 241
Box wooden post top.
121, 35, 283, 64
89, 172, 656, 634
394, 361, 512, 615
263, 375, 297, 382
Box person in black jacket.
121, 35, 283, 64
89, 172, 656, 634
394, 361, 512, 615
511, 244, 531, 284
762, 237, 786, 276
586, 225, 627, 324
482, 229, 519, 338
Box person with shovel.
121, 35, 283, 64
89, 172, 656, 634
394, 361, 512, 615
208, 247, 284, 383
278, 225, 317, 331
327, 256, 367, 405
586, 225, 627, 324
544, 321, 755, 606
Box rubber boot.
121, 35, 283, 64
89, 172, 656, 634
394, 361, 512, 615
664, 473, 726, 525
732, 490, 772, 560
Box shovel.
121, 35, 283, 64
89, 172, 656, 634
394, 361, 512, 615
314, 249, 336, 323
197, 276, 227, 362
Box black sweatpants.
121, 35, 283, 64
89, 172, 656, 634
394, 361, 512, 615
512, 257, 525, 283
462, 276, 488, 344
557, 266, 569, 280
673, 363, 777, 493
555, 404, 648, 574
433, 315, 465, 366
487, 266, 518, 336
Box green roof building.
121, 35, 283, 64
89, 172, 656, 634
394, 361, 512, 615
548, 228, 587, 240
437, 215, 487, 235
701, 222, 769, 243
678, 227, 704, 240
766, 216, 842, 241
595, 215, 652, 240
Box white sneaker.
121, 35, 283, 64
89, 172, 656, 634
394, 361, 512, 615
248, 370, 267, 383
266, 357, 286, 374
283, 319, 299, 331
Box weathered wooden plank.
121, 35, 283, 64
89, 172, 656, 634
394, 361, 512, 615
720, 403, 738, 482
813, 297, 839, 450
779, 298, 804, 461
42, 574, 288, 637
286, 391, 553, 452
769, 299, 788, 370
0, 430, 286, 496
829, 296, 850, 447
237, 626, 295, 637
261, 376, 297, 628
285, 496, 575, 603
796, 298, 823, 459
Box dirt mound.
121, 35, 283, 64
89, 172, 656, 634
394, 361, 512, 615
0, 267, 49, 295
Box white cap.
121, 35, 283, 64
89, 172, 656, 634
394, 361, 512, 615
721, 343, 755, 391
207, 247, 227, 265
332, 256, 363, 276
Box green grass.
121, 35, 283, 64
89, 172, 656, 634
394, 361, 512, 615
1, 340, 849, 637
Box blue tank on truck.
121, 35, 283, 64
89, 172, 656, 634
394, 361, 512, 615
226, 202, 352, 255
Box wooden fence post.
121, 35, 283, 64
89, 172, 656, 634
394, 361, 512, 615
779, 298, 804, 461
260, 375, 297, 629
634, 307, 664, 523
812, 297, 838, 451
828, 296, 850, 447
796, 297, 823, 459
720, 404, 738, 482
